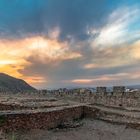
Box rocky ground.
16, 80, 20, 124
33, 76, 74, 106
6, 119, 140, 140
1, 93, 140, 140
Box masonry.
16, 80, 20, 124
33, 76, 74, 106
113, 86, 125, 96
96, 87, 107, 95
1, 104, 140, 132
0, 105, 85, 132
0, 86, 140, 132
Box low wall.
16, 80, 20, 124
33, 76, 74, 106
0, 103, 29, 110
0, 105, 84, 132
61, 94, 140, 107
83, 106, 98, 118
1, 104, 140, 132
0, 103, 69, 111
91, 95, 140, 107
84, 105, 140, 129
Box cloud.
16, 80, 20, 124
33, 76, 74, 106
0, 1, 140, 88
0, 35, 81, 86
84, 39, 140, 70
130, 40, 140, 59
88, 6, 140, 47
19, 39, 140, 88
71, 73, 128, 85
70, 71, 140, 86
0, 0, 116, 41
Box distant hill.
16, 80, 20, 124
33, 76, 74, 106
0, 73, 36, 93
126, 85, 140, 89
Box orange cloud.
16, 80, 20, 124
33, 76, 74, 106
71, 73, 129, 85
0, 35, 81, 86
130, 40, 140, 59
28, 36, 81, 62
72, 79, 93, 84
84, 64, 99, 69
23, 76, 46, 84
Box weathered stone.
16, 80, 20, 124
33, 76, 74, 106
113, 86, 125, 96
96, 87, 107, 95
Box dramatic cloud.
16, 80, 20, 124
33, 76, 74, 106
89, 6, 140, 47
0, 0, 120, 40
0, 36, 81, 86
0, 0, 140, 88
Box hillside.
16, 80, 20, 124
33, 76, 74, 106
0, 73, 36, 93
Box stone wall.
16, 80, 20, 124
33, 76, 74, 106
113, 86, 125, 96
96, 91, 140, 107
51, 85, 140, 108
54, 91, 140, 108
83, 106, 99, 118
0, 105, 84, 132
1, 104, 140, 132
81, 94, 140, 107
96, 87, 107, 95
0, 103, 28, 111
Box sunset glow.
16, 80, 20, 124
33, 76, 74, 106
0, 0, 140, 88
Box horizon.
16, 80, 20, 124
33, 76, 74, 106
2, 72, 140, 90
0, 0, 140, 88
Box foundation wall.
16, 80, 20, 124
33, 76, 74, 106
0, 105, 84, 132
1, 104, 140, 132
0, 103, 28, 110
96, 87, 107, 95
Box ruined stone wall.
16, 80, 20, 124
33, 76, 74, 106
0, 103, 29, 111
1, 103, 140, 132
96, 87, 107, 95
54, 91, 140, 108
53, 85, 140, 107
83, 106, 99, 118
90, 95, 140, 107
113, 86, 125, 96
0, 105, 84, 132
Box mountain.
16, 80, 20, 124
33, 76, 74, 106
0, 73, 36, 93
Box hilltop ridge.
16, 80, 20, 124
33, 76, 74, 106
0, 73, 36, 93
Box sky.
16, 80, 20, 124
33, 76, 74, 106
0, 0, 140, 89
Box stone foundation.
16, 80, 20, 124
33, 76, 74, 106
96, 87, 107, 95
0, 103, 28, 110
113, 86, 125, 96
1, 104, 140, 132
0, 105, 84, 132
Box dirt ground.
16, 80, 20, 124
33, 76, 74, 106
6, 119, 140, 140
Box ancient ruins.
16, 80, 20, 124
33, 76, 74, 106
0, 85, 140, 135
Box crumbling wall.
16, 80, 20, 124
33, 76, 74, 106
1, 103, 140, 132
96, 87, 107, 95
0, 103, 28, 110
0, 105, 84, 132
53, 86, 140, 107
113, 86, 125, 96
